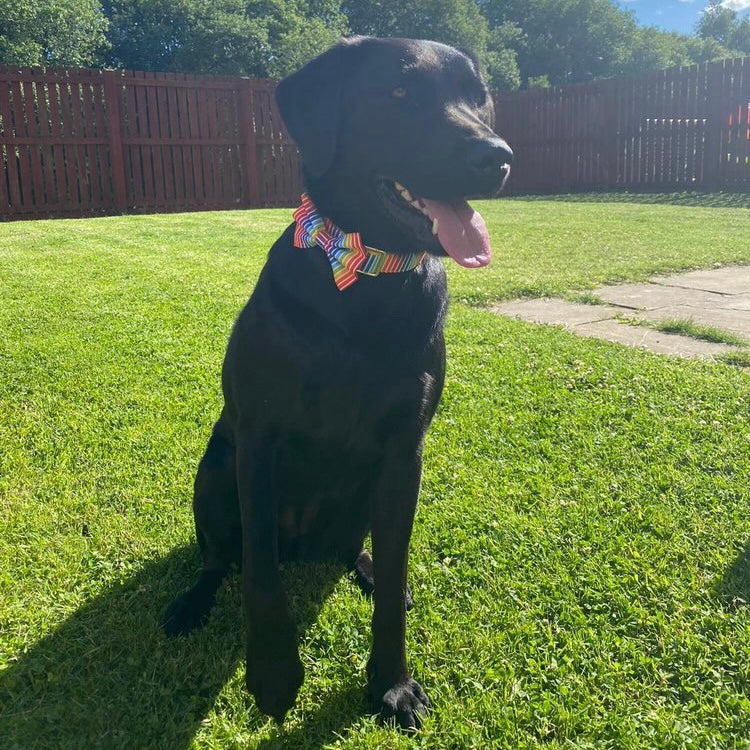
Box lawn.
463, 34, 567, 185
2, 196, 750, 749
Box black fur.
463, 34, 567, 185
164, 36, 512, 731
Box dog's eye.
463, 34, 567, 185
391, 87, 408, 99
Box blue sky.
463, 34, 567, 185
616, 0, 750, 34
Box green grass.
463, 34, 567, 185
510, 190, 750, 209
718, 349, 750, 369
3, 198, 750, 749
621, 314, 750, 349
453, 198, 750, 305
642, 318, 749, 348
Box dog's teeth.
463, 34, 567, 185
394, 181, 414, 202
432, 218, 439, 235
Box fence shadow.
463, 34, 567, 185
2, 546, 360, 749
506, 189, 750, 208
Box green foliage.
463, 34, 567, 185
101, 0, 349, 76
526, 74, 550, 90
478, 0, 638, 86
477, 0, 748, 88
344, 0, 486, 51
485, 22, 522, 90
696, 0, 750, 55
342, 0, 523, 90
100, 0, 520, 88
101, 0, 270, 75
1, 0, 748, 98
267, 18, 345, 77
625, 28, 695, 74
266, 0, 349, 77
0, 0, 108, 66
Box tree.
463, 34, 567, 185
101, 0, 348, 76
267, 18, 346, 77
485, 23, 522, 90
624, 28, 696, 75
264, 0, 349, 77
0, 0, 108, 66
344, 0, 488, 52
477, 0, 639, 86
696, 0, 750, 54
341, 0, 521, 89
101, 0, 269, 75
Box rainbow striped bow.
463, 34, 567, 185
293, 194, 425, 291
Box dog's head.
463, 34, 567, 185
276, 36, 512, 267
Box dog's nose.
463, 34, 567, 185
469, 138, 513, 175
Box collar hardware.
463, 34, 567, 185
357, 247, 387, 276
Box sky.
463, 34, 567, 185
616, 0, 750, 34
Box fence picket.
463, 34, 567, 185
1, 58, 747, 218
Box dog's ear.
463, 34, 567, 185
275, 37, 364, 179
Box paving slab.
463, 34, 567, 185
655, 266, 750, 296
490, 266, 750, 361
594, 283, 727, 310
490, 298, 621, 327
575, 320, 734, 358
704, 293, 750, 311
634, 306, 750, 338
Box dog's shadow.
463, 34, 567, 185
2, 546, 365, 749
716, 542, 750, 610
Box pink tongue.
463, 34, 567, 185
421, 198, 491, 268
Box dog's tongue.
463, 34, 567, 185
420, 198, 491, 268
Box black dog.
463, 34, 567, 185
164, 36, 512, 731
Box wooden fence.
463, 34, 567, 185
1, 57, 748, 219
0, 67, 301, 219
495, 56, 750, 193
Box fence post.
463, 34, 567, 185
602, 81, 620, 188
702, 61, 724, 189
103, 69, 128, 212
240, 79, 260, 207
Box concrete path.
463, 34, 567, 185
491, 266, 750, 359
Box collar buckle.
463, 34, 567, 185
356, 247, 387, 277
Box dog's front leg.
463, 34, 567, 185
237, 432, 303, 723
367, 445, 430, 730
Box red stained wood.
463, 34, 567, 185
0, 60, 746, 219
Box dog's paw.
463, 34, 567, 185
371, 678, 430, 731
163, 588, 213, 637
246, 645, 304, 723
352, 550, 414, 610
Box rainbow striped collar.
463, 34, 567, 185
292, 194, 426, 291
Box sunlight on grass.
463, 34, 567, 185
3, 198, 750, 749
452, 198, 750, 304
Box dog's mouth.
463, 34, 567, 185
375, 180, 492, 268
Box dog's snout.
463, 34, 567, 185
469, 138, 513, 176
